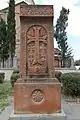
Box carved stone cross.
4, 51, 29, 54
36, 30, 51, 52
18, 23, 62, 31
27, 26, 47, 65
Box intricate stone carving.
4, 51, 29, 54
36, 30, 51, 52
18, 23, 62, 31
20, 5, 53, 17
26, 25, 48, 76
32, 89, 44, 103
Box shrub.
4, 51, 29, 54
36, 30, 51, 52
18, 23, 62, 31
78, 67, 80, 70
0, 81, 12, 111
12, 70, 19, 74
11, 73, 20, 87
61, 72, 80, 97
0, 73, 5, 84
55, 71, 62, 82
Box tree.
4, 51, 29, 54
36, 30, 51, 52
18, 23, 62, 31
54, 7, 72, 67
0, 18, 9, 67
7, 0, 16, 67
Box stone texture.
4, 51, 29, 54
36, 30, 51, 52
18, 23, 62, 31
20, 5, 53, 17
10, 110, 66, 120
20, 5, 54, 78
14, 78, 61, 114
14, 5, 61, 114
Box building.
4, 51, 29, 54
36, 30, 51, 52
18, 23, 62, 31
54, 48, 75, 68
0, 0, 35, 68
54, 48, 61, 68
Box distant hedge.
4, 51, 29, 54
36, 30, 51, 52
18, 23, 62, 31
61, 72, 80, 97
11, 70, 20, 87
55, 71, 62, 82
12, 70, 19, 74
0, 73, 5, 83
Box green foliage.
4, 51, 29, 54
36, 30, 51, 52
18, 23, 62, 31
55, 71, 62, 82
54, 7, 72, 67
0, 82, 12, 111
0, 73, 5, 84
61, 72, 80, 97
74, 59, 80, 66
11, 72, 20, 87
0, 18, 9, 67
12, 70, 19, 74
7, 0, 16, 67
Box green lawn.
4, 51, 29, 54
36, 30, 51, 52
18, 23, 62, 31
0, 81, 13, 112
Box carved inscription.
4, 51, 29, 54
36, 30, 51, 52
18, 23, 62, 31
26, 25, 48, 75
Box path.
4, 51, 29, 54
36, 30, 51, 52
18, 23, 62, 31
0, 101, 80, 120
0, 103, 13, 120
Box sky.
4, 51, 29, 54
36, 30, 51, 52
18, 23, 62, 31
0, 0, 80, 60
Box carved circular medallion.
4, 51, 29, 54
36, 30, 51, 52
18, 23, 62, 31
32, 89, 44, 103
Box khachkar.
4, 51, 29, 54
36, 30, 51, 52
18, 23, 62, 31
11, 5, 66, 120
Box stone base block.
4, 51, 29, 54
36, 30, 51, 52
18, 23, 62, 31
14, 78, 61, 114
9, 110, 67, 120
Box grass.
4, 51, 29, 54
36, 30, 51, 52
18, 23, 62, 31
0, 81, 13, 112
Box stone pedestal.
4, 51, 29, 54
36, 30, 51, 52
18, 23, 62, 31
14, 78, 61, 114
9, 110, 67, 120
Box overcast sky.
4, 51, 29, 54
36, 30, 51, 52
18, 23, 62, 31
0, 0, 80, 60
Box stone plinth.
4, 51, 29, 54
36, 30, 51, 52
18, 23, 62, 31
9, 110, 67, 120
14, 78, 61, 114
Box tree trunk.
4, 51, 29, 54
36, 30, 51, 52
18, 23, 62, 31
11, 57, 13, 67
2, 59, 4, 68
62, 59, 66, 68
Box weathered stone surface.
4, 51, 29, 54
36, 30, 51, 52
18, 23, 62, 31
26, 25, 48, 76
14, 5, 61, 114
20, 5, 53, 17
10, 110, 66, 120
14, 78, 61, 114
20, 5, 54, 78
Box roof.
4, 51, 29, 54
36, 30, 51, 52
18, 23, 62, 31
0, 1, 35, 12
54, 48, 61, 53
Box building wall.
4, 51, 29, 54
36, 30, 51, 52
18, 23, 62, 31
54, 59, 61, 68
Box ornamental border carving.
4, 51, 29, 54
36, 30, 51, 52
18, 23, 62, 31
20, 5, 53, 17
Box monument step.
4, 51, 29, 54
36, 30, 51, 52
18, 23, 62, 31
9, 110, 67, 120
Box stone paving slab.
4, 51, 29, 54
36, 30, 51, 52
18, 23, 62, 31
0, 103, 13, 120
0, 101, 80, 120
9, 110, 67, 120
62, 100, 80, 120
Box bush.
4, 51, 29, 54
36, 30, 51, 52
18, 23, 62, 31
0, 81, 12, 111
78, 67, 80, 70
0, 73, 5, 84
12, 70, 19, 74
11, 73, 20, 87
61, 72, 80, 97
55, 71, 62, 82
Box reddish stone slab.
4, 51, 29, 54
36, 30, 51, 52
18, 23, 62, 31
20, 6, 54, 78
14, 78, 61, 114
20, 5, 53, 17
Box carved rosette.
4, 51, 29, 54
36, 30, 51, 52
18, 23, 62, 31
26, 25, 48, 76
32, 89, 44, 103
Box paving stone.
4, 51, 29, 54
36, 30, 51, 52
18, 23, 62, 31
1, 101, 80, 120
